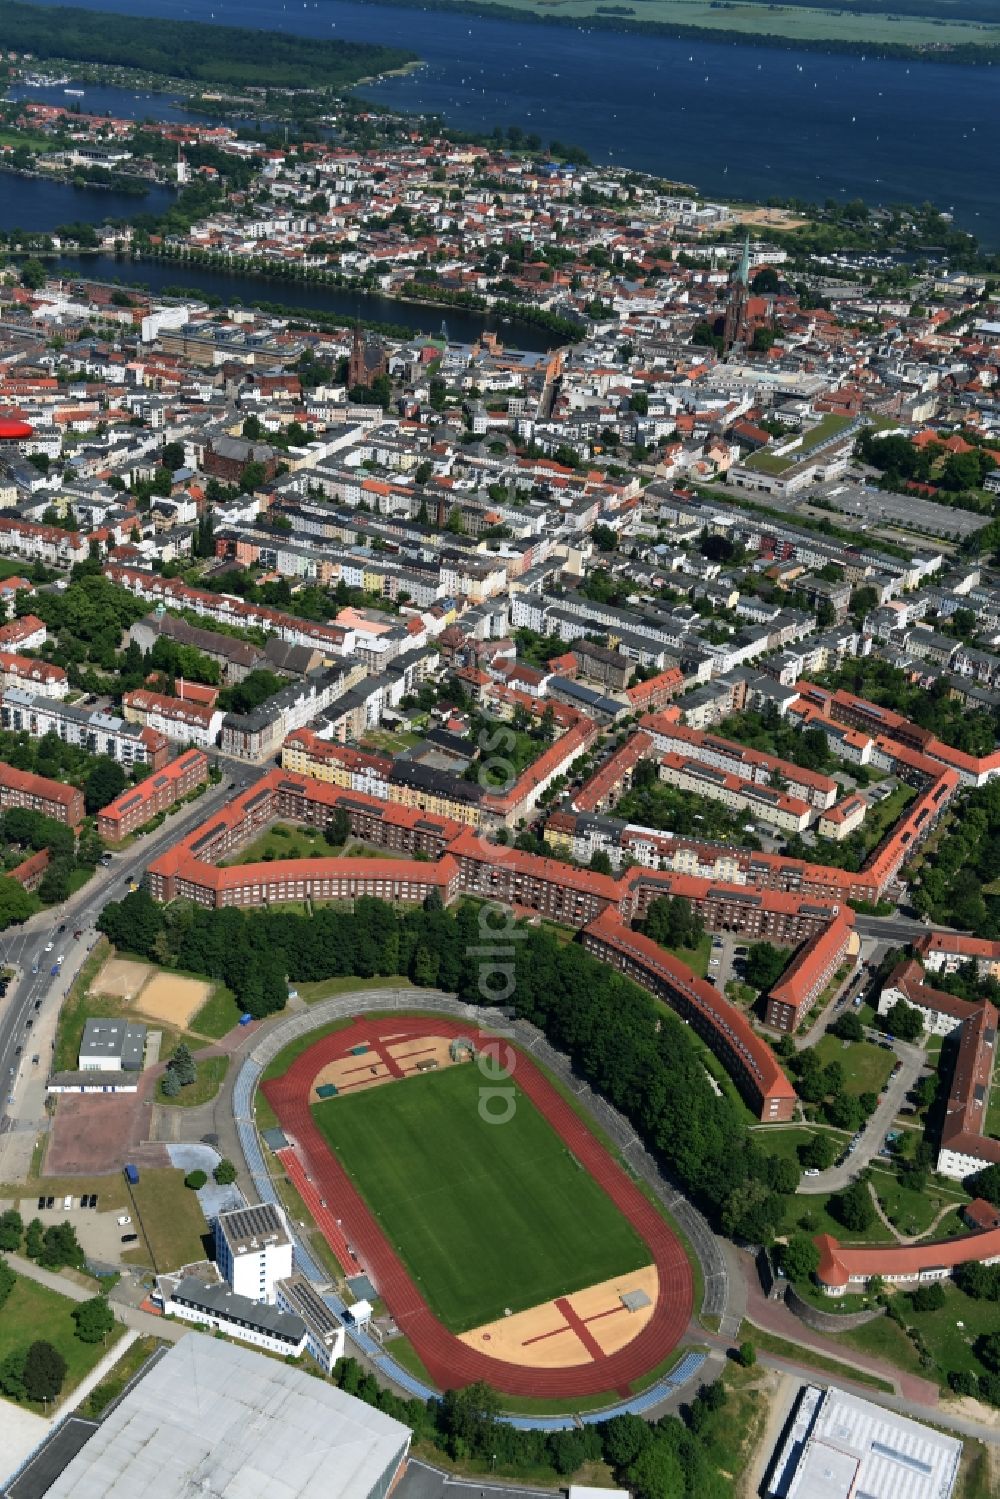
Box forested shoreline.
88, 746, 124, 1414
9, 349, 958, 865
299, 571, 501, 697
3, 3, 415, 90
354, 0, 1000, 65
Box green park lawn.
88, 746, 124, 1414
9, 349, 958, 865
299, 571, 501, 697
869, 1168, 969, 1239
752, 1125, 826, 1169
296, 973, 413, 1005
122, 1168, 210, 1273
781, 1189, 889, 1246
357, 728, 422, 754
665, 930, 712, 978
221, 822, 334, 866
812, 1034, 894, 1096
986, 1081, 1000, 1140
837, 1281, 1000, 1388
189, 981, 242, 1040
312, 1061, 649, 1332
158, 1054, 228, 1108
0, 1276, 124, 1411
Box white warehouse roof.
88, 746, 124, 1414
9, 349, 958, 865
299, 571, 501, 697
45, 1335, 411, 1499
777, 1385, 961, 1499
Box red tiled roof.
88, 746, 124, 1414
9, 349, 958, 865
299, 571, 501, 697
815, 1224, 1000, 1288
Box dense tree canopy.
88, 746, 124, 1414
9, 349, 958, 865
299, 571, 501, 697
98, 894, 796, 1239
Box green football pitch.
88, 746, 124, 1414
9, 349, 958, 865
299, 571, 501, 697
312, 1063, 650, 1332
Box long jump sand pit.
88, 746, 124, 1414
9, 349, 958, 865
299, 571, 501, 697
136, 973, 213, 1029
310, 1033, 466, 1101
458, 1265, 660, 1370
91, 957, 152, 1003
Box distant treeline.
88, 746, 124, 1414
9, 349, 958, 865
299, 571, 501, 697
3, 3, 416, 90
354, 0, 1000, 63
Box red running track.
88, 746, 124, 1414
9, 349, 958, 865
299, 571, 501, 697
262, 1017, 693, 1398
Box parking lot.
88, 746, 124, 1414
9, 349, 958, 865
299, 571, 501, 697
0, 1196, 141, 1266
707, 933, 751, 995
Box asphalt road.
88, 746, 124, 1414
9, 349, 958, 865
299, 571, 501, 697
0, 760, 267, 1127
798, 1037, 925, 1195
853, 913, 935, 945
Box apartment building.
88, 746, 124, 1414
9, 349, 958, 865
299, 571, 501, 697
657, 752, 813, 834
0, 615, 47, 652
0, 651, 68, 700
581, 911, 796, 1123
877, 958, 977, 1038
936, 1003, 1000, 1181
1, 690, 168, 769
0, 762, 84, 827
918, 931, 1000, 982
123, 687, 224, 749
764, 913, 855, 1032
641, 714, 839, 811
97, 748, 208, 842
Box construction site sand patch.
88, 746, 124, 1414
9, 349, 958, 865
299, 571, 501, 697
91, 957, 152, 1002
135, 973, 213, 1029
459, 1265, 659, 1369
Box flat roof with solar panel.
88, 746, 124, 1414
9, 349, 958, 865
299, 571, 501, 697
216, 1201, 291, 1256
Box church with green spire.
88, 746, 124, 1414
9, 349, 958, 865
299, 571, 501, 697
722, 232, 774, 356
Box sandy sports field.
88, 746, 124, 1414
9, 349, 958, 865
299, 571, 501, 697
459, 1265, 659, 1370
92, 956, 212, 1029
137, 973, 212, 1028
91, 957, 151, 1002
310, 1033, 466, 1101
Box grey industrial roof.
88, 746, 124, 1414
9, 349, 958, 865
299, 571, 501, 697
170, 1277, 304, 1343
44, 1334, 411, 1499
279, 1272, 344, 1346
79, 1018, 146, 1071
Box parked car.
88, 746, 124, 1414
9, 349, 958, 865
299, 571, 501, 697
120, 1233, 138, 1244
116, 1214, 131, 1227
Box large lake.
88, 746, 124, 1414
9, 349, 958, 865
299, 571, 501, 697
50, 252, 557, 346
1, 173, 175, 231
13, 0, 1000, 242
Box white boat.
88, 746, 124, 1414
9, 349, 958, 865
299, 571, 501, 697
64, 88, 85, 97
